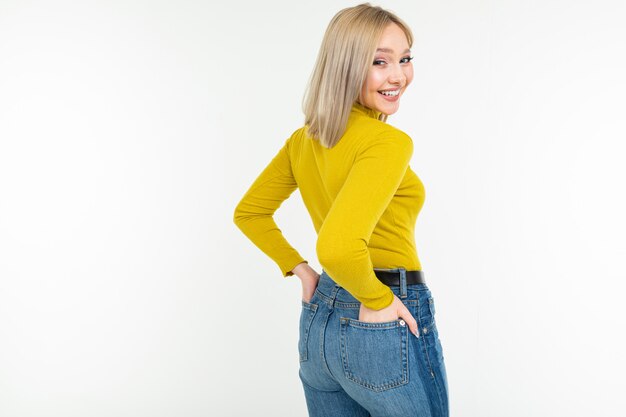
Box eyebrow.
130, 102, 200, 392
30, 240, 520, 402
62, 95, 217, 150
376, 48, 411, 54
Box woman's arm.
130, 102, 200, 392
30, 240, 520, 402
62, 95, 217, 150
233, 135, 307, 278
316, 130, 413, 310
315, 130, 419, 336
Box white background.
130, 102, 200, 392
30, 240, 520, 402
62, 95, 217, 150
1, 0, 625, 416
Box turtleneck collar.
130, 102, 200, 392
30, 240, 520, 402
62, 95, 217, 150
351, 101, 382, 120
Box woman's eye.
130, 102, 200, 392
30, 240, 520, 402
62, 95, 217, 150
373, 57, 414, 66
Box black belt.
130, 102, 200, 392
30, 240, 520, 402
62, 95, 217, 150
374, 269, 426, 286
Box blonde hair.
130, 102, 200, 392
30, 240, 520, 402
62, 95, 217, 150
302, 3, 413, 148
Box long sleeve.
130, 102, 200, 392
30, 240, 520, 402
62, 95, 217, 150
233, 136, 307, 277
316, 131, 413, 310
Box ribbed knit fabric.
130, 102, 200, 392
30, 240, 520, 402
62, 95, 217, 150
233, 101, 426, 310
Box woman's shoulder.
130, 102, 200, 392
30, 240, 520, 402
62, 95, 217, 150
285, 119, 412, 154
349, 117, 413, 149
285, 125, 309, 145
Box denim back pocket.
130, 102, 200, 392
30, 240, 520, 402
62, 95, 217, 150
339, 318, 409, 392
299, 300, 318, 362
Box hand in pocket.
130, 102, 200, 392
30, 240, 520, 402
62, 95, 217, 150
299, 272, 320, 303
358, 293, 419, 337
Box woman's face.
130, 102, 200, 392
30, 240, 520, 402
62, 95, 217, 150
359, 23, 414, 116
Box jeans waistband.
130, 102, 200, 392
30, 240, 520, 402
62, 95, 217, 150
315, 268, 429, 308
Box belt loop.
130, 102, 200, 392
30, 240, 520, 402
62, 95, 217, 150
399, 268, 407, 299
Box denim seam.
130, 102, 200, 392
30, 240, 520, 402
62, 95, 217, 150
432, 361, 446, 415
299, 301, 318, 362
319, 289, 338, 380
422, 328, 446, 413
419, 298, 438, 380
426, 297, 446, 412
342, 318, 403, 329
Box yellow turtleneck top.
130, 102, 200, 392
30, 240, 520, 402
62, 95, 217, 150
233, 101, 426, 310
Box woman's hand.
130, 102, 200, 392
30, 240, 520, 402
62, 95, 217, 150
359, 293, 420, 337
292, 262, 320, 303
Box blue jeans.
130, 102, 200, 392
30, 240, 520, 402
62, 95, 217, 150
298, 268, 449, 417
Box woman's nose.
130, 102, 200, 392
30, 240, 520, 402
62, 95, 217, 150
388, 65, 406, 85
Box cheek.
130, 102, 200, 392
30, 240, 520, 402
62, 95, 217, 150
366, 69, 386, 91
404, 66, 414, 86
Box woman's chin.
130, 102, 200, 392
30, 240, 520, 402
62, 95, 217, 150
378, 102, 401, 116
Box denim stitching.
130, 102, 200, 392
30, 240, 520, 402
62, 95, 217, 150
339, 318, 409, 392
426, 297, 447, 414
418, 296, 437, 379
299, 301, 318, 362
319, 308, 336, 380
318, 286, 340, 380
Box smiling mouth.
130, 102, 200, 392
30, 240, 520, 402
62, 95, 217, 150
378, 89, 401, 97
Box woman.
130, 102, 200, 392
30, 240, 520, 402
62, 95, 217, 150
233, 3, 448, 416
